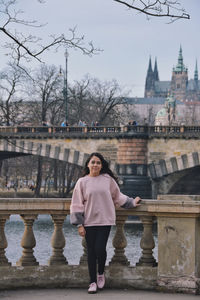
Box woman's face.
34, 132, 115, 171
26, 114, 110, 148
87, 155, 102, 177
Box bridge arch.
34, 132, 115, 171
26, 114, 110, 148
0, 139, 91, 168
169, 166, 200, 194
149, 152, 200, 196
148, 151, 200, 179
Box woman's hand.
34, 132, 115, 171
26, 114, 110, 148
134, 196, 142, 207
78, 225, 86, 237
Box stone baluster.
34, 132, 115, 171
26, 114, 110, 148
16, 214, 38, 266
109, 215, 129, 265
48, 214, 68, 265
136, 216, 157, 266
0, 215, 11, 266
79, 237, 88, 265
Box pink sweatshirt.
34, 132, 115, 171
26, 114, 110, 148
70, 174, 134, 227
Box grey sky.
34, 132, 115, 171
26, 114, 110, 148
1, 0, 200, 96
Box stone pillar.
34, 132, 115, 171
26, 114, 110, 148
117, 138, 147, 166
136, 216, 157, 267
157, 216, 200, 293
16, 214, 38, 266
48, 214, 67, 265
116, 137, 152, 199
0, 215, 11, 266
79, 237, 87, 265
109, 215, 129, 265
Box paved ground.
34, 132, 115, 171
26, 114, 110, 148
0, 289, 198, 300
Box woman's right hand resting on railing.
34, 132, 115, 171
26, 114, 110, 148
78, 225, 86, 237
134, 196, 142, 207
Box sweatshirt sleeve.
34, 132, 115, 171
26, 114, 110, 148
70, 179, 85, 225
110, 177, 136, 209
121, 197, 137, 208
110, 177, 128, 207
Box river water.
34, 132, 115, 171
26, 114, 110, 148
5, 215, 158, 266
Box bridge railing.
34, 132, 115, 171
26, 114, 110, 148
0, 125, 123, 134
1, 125, 200, 137
53, 126, 122, 133
0, 196, 200, 293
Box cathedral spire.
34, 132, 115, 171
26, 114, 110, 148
178, 45, 183, 66
154, 57, 159, 81
145, 56, 155, 97
174, 45, 187, 73
194, 59, 198, 82
147, 56, 153, 73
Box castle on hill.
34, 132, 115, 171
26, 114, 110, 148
144, 46, 200, 102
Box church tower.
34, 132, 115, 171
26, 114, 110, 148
145, 57, 156, 97
171, 46, 188, 101
154, 57, 159, 81
194, 60, 198, 89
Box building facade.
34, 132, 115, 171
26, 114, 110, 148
144, 46, 200, 102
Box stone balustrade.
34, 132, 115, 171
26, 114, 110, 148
0, 196, 200, 294
1, 125, 200, 138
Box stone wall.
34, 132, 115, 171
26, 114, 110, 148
147, 138, 200, 164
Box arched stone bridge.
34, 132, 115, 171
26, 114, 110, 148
1, 125, 200, 197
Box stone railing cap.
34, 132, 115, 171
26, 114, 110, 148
0, 198, 200, 216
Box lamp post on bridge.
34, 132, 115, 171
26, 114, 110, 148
63, 49, 69, 123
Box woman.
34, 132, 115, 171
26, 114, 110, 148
70, 152, 141, 294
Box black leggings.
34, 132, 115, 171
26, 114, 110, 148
85, 226, 111, 283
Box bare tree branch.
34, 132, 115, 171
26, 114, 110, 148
0, 0, 190, 69
113, 0, 190, 20
0, 0, 100, 67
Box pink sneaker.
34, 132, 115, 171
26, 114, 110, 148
88, 282, 97, 294
97, 273, 105, 289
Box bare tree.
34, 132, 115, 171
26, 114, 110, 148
25, 64, 64, 125
87, 77, 128, 125
68, 75, 128, 125
0, 63, 26, 125
58, 162, 81, 197
68, 76, 90, 125
0, 155, 38, 191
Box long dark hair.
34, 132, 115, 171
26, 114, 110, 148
82, 152, 118, 184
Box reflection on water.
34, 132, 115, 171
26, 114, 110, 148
5, 215, 158, 266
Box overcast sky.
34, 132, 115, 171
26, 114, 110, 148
1, 0, 200, 97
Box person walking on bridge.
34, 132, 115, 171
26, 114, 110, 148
70, 152, 141, 294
